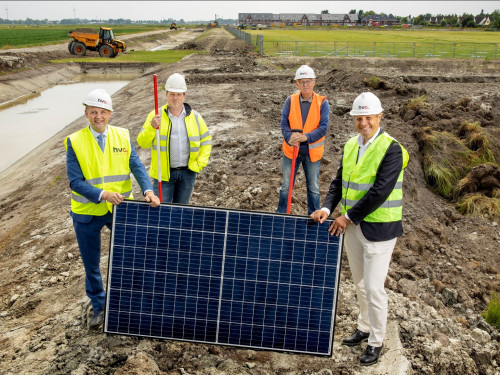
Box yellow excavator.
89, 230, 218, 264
68, 27, 126, 58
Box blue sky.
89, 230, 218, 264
2, 1, 498, 21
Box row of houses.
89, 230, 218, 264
238, 13, 359, 26
238, 13, 492, 27
237, 13, 401, 27
425, 16, 491, 26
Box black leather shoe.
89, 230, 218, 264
342, 329, 369, 346
89, 310, 104, 329
360, 344, 384, 366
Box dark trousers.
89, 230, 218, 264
72, 212, 112, 313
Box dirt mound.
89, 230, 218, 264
176, 28, 254, 55
457, 163, 500, 196
68, 28, 97, 34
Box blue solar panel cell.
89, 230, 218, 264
105, 201, 342, 356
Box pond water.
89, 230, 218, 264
0, 75, 136, 172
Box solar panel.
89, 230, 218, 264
104, 200, 343, 356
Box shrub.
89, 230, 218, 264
482, 292, 500, 330
407, 95, 428, 111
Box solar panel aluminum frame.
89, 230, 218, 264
104, 200, 343, 356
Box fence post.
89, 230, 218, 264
258, 35, 264, 55
453, 43, 456, 58
373, 42, 376, 57
494, 43, 498, 60
413, 42, 416, 57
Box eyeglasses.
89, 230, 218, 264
297, 79, 315, 86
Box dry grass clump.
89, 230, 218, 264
482, 292, 500, 330
407, 95, 428, 111
363, 76, 387, 89
416, 127, 471, 198
458, 121, 495, 162
456, 194, 500, 219
422, 154, 458, 198
417, 124, 499, 207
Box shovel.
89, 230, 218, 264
153, 74, 162, 202
286, 129, 303, 214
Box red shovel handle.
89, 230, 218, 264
286, 129, 303, 214
154, 75, 159, 115
153, 74, 162, 202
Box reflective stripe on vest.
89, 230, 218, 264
282, 92, 327, 163
145, 106, 212, 181
66, 125, 133, 216
340, 132, 409, 223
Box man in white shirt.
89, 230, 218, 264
137, 73, 212, 204
311, 92, 409, 366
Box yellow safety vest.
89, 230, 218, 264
341, 132, 409, 222
137, 105, 212, 182
65, 126, 133, 215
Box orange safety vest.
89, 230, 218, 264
282, 92, 327, 163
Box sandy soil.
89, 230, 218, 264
0, 27, 499, 375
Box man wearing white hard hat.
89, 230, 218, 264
65, 88, 160, 329
311, 92, 409, 366
137, 73, 212, 204
276, 64, 330, 215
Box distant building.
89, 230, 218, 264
360, 14, 399, 26
238, 12, 359, 26
475, 16, 491, 27
321, 13, 358, 26
425, 16, 446, 25
239, 13, 274, 25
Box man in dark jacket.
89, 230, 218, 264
311, 92, 409, 366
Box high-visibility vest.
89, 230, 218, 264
282, 92, 327, 162
137, 105, 212, 182
340, 132, 409, 222
65, 126, 133, 215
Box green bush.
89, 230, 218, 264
482, 292, 500, 330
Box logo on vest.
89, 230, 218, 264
113, 147, 128, 153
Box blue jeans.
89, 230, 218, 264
277, 154, 321, 215
154, 168, 197, 204
72, 212, 112, 313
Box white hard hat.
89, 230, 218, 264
294, 65, 316, 80
83, 88, 113, 111
165, 73, 187, 93
349, 92, 383, 116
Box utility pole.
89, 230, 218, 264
5, 6, 8, 20
73, 6, 76, 19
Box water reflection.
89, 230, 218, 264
0, 76, 134, 173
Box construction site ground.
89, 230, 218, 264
0, 27, 499, 375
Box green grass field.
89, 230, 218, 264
0, 24, 168, 48
247, 28, 499, 44
247, 28, 500, 59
